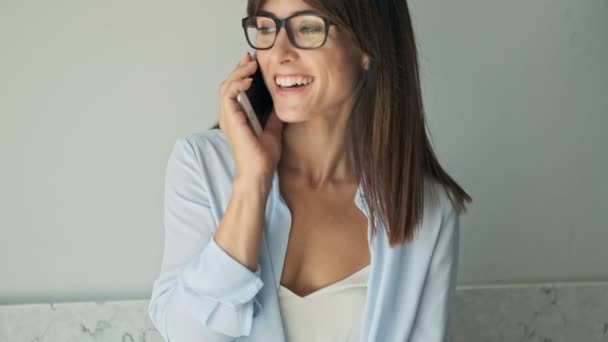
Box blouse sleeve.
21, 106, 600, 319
148, 137, 264, 341
409, 206, 460, 342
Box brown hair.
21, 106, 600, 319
214, 0, 472, 246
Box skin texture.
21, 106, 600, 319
257, 0, 371, 297
258, 0, 369, 187
215, 0, 371, 294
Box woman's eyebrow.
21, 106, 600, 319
258, 9, 316, 17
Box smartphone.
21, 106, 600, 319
237, 92, 263, 136
236, 55, 273, 136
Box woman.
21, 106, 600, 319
148, 0, 472, 340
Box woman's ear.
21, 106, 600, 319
361, 53, 370, 71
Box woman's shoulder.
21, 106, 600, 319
177, 128, 230, 155
176, 128, 233, 162
404, 175, 460, 248
171, 128, 237, 184
422, 174, 457, 219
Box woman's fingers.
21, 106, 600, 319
220, 63, 257, 95
237, 51, 253, 66
221, 78, 253, 107
229, 61, 258, 83
218, 53, 283, 178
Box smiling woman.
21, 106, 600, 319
151, 0, 472, 341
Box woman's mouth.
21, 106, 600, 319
275, 75, 315, 93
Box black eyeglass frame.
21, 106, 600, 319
241, 11, 334, 50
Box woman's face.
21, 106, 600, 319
256, 0, 368, 124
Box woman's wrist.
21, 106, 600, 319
233, 173, 273, 198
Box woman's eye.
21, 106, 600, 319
258, 26, 276, 35
299, 26, 322, 34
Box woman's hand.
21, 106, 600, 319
218, 52, 284, 185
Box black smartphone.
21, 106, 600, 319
237, 55, 273, 134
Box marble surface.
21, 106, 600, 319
453, 283, 608, 342
1, 283, 607, 342
0, 300, 163, 342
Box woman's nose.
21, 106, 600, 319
271, 26, 298, 62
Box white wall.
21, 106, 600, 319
0, 0, 606, 304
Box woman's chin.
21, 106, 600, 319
273, 108, 310, 123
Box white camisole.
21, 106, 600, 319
278, 265, 371, 342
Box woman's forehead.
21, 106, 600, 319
259, 0, 315, 15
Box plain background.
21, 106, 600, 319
1, 0, 606, 304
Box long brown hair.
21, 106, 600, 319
213, 0, 472, 247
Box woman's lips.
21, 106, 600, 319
274, 82, 311, 97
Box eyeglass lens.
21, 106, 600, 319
245, 15, 327, 49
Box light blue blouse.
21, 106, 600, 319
148, 129, 460, 341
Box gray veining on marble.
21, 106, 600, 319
1, 283, 608, 342
453, 283, 608, 342
0, 300, 163, 342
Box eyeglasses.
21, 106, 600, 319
242, 11, 333, 50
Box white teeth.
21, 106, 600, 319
276, 76, 314, 87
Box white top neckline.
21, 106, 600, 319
279, 264, 371, 299
278, 264, 371, 342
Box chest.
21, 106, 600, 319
278, 180, 371, 298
